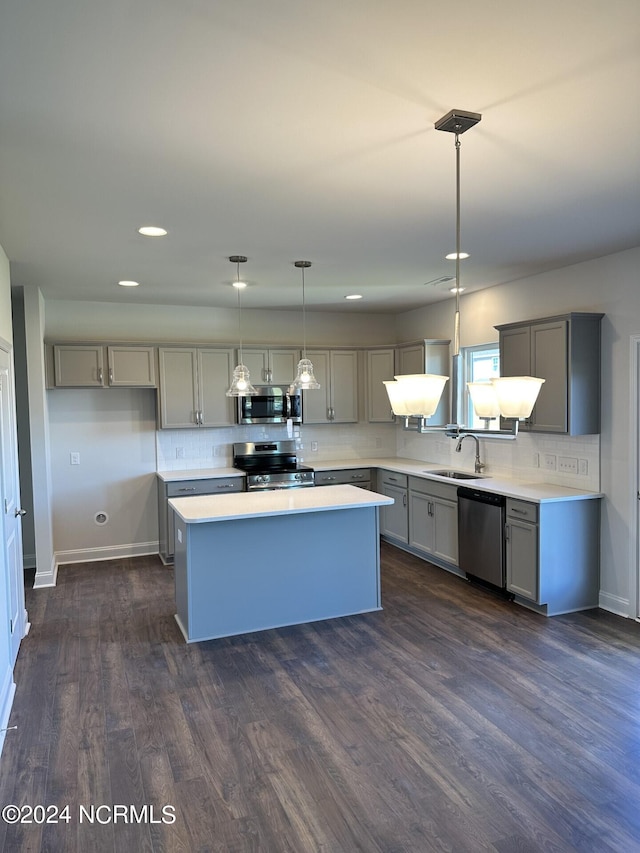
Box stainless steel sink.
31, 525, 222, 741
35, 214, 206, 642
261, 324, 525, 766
424, 469, 486, 480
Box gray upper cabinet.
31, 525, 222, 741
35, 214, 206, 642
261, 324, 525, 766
496, 312, 604, 435
53, 345, 104, 387
395, 340, 451, 426
52, 344, 157, 387
366, 348, 396, 423
107, 346, 156, 386
302, 349, 359, 424
158, 347, 235, 429
238, 348, 300, 386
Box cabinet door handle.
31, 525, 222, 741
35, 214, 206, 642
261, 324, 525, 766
325, 476, 336, 482
216, 483, 235, 490
511, 507, 528, 515
108, 367, 114, 384
178, 487, 197, 492
504, 524, 510, 540
402, 494, 407, 507
97, 367, 103, 383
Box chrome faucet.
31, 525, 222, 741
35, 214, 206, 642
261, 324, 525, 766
455, 434, 485, 474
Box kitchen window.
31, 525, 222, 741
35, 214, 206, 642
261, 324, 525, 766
463, 344, 500, 428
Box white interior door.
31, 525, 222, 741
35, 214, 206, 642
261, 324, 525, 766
0, 348, 26, 665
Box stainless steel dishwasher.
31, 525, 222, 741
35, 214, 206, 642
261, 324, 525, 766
457, 486, 507, 589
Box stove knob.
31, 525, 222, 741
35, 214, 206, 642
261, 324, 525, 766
295, 473, 302, 481
256, 475, 267, 485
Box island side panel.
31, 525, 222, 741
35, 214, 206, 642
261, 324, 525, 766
174, 505, 381, 642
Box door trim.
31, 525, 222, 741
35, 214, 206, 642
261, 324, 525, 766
630, 335, 640, 621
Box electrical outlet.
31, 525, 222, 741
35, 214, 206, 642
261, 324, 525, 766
70, 451, 80, 465
558, 456, 578, 474
578, 458, 589, 476
543, 453, 557, 471
311, 441, 318, 452
176, 447, 185, 459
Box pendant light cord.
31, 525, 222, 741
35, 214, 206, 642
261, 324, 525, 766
301, 264, 307, 359
237, 283, 243, 364
454, 130, 461, 358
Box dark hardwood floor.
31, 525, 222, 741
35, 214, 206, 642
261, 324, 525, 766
1, 543, 639, 852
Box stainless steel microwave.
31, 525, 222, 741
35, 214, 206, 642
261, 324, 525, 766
237, 386, 302, 425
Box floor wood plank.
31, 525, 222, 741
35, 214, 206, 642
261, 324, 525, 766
1, 545, 639, 851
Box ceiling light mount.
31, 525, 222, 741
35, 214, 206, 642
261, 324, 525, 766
434, 109, 482, 135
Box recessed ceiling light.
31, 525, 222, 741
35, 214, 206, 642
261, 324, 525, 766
232, 281, 248, 290
445, 252, 469, 260
118, 280, 140, 287
137, 225, 167, 237
450, 286, 465, 293
345, 294, 363, 300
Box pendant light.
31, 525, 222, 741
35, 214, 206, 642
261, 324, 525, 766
291, 261, 320, 390
226, 255, 257, 397
383, 109, 544, 439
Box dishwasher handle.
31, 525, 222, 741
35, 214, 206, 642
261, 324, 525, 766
457, 486, 505, 507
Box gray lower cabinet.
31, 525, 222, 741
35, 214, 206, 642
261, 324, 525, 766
505, 497, 600, 615
378, 470, 408, 543
158, 476, 244, 563
408, 477, 458, 567
314, 468, 372, 489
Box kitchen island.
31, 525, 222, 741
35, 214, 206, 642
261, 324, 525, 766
169, 485, 393, 643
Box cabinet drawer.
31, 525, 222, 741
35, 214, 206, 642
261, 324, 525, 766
166, 477, 244, 497
379, 470, 408, 489
408, 476, 458, 502
315, 468, 371, 486
507, 499, 538, 523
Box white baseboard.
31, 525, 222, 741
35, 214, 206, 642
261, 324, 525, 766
0, 668, 16, 758
33, 554, 58, 589
54, 541, 160, 571
599, 590, 631, 617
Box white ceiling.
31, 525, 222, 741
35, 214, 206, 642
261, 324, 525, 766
1, 0, 639, 314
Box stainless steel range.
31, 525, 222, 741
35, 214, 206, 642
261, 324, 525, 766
233, 440, 315, 491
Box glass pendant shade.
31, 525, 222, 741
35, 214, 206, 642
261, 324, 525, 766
467, 382, 501, 419
491, 376, 545, 419
384, 374, 448, 418
226, 364, 257, 397
383, 380, 416, 416
291, 357, 320, 390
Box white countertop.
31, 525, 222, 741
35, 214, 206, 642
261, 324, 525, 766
314, 457, 602, 503
159, 457, 602, 504
157, 467, 243, 482
170, 483, 394, 524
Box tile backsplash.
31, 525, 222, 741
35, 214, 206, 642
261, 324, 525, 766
156, 422, 600, 491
